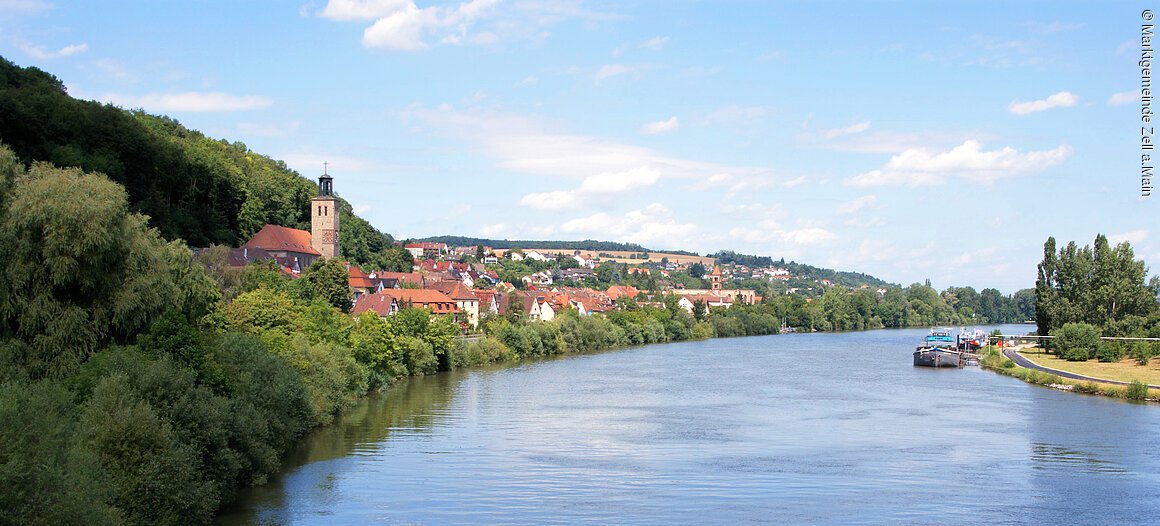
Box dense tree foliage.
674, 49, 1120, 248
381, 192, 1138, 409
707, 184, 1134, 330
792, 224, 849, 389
1035, 235, 1160, 337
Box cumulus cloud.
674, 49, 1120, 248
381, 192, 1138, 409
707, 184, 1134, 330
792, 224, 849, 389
728, 226, 836, 246
320, 0, 617, 52
640, 116, 679, 135
845, 139, 1071, 187
821, 121, 871, 139
836, 195, 877, 215
639, 36, 669, 50
99, 91, 272, 112
519, 166, 660, 210
17, 42, 88, 60
560, 203, 696, 247
1108, 91, 1140, 106
1008, 91, 1079, 116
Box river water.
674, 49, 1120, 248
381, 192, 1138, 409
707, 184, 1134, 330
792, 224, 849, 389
217, 325, 1160, 525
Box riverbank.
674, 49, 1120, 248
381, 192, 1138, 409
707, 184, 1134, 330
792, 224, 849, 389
980, 344, 1160, 402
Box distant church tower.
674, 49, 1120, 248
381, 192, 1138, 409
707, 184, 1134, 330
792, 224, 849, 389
710, 265, 722, 291
311, 165, 340, 259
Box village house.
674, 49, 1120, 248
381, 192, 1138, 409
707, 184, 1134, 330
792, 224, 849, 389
428, 280, 481, 328
559, 267, 596, 281
523, 250, 553, 262
352, 289, 460, 318
509, 291, 556, 322
522, 270, 553, 287
404, 242, 447, 260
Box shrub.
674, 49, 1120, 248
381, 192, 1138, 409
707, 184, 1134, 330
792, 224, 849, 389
1126, 380, 1149, 401
1074, 382, 1102, 394
1096, 341, 1124, 363
1051, 323, 1101, 361
1001, 358, 1016, 369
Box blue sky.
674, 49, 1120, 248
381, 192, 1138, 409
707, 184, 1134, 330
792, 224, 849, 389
0, 0, 1155, 292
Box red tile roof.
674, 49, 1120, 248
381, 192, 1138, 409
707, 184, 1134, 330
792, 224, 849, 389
428, 280, 479, 301
244, 224, 320, 256
387, 289, 460, 313
347, 264, 374, 289
352, 291, 397, 316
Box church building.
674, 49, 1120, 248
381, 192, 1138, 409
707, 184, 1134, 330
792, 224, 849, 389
242, 168, 341, 268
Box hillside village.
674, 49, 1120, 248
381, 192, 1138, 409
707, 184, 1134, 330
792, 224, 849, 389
222, 172, 863, 331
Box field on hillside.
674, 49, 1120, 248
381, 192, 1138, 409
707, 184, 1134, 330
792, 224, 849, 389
500, 248, 716, 266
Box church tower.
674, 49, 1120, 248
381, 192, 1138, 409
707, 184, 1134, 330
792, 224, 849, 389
710, 265, 722, 291
311, 165, 340, 259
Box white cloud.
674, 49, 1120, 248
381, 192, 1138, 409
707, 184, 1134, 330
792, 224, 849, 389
639, 36, 668, 50
18, 42, 88, 60
99, 91, 272, 112
361, 2, 433, 51
836, 195, 877, 215
404, 104, 769, 182
321, 0, 617, 52
519, 190, 582, 210
729, 226, 836, 246
560, 203, 696, 247
0, 0, 51, 14
688, 172, 769, 196
319, 0, 409, 20
782, 176, 807, 188
519, 166, 661, 210
640, 116, 679, 135
822, 121, 871, 139
580, 166, 660, 193
1108, 91, 1140, 106
1008, 91, 1079, 116
845, 139, 1071, 187
1109, 229, 1148, 245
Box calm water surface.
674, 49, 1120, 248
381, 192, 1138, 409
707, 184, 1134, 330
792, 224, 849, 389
217, 325, 1160, 525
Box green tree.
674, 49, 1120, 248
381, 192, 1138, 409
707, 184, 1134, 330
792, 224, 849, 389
0, 162, 216, 378
1052, 322, 1101, 361
302, 257, 353, 313
689, 262, 706, 279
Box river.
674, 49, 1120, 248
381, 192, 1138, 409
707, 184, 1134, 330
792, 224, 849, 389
217, 325, 1160, 525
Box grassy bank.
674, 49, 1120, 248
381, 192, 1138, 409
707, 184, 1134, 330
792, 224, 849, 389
979, 346, 1160, 402
1015, 346, 1160, 386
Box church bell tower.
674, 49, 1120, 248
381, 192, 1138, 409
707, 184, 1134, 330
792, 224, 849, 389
311, 164, 340, 259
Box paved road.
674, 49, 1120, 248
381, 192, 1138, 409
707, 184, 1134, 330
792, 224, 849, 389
1001, 347, 1160, 389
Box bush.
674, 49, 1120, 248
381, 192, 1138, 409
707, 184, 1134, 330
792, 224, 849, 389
1052, 323, 1101, 361
1074, 382, 1102, 394
1096, 341, 1124, 363
1126, 380, 1149, 401
451, 337, 514, 368
0, 379, 116, 525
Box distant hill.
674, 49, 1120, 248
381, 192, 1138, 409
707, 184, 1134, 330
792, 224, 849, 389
712, 250, 894, 288
0, 56, 405, 270
415, 236, 701, 256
